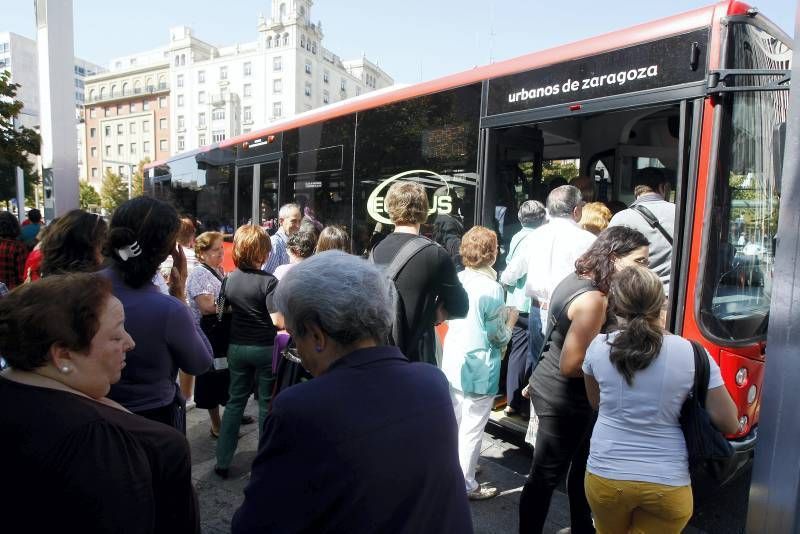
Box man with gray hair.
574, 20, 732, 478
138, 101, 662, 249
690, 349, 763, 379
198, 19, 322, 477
499, 200, 546, 416
233, 251, 474, 533
262, 203, 302, 273
501, 186, 595, 365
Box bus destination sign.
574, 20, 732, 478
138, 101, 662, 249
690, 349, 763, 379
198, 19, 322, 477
486, 28, 709, 116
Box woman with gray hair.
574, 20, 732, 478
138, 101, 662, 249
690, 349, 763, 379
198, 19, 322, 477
501, 200, 547, 417
232, 251, 473, 533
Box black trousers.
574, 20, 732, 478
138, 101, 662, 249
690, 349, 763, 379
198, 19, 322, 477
505, 313, 530, 411
519, 407, 595, 534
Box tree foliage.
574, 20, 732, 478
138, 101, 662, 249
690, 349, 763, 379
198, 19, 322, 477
79, 181, 101, 210
0, 70, 41, 201
131, 157, 150, 199
100, 170, 128, 213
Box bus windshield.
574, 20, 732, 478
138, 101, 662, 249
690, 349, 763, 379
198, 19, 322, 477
700, 21, 791, 343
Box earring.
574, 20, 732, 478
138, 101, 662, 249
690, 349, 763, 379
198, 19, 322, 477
315, 346, 322, 352
60, 366, 71, 374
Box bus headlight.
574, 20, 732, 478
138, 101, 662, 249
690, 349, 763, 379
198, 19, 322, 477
747, 385, 757, 405
738, 415, 749, 433
735, 367, 748, 386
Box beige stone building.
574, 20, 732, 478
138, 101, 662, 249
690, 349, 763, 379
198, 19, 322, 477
82, 63, 171, 190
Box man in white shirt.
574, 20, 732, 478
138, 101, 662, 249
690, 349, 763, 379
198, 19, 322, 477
500, 185, 595, 361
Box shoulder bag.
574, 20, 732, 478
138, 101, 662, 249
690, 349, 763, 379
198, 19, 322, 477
198, 265, 232, 366
679, 340, 735, 483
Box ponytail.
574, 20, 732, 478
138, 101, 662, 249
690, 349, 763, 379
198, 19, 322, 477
607, 266, 665, 385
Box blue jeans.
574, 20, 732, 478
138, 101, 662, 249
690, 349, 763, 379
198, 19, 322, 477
215, 344, 274, 469
528, 307, 546, 372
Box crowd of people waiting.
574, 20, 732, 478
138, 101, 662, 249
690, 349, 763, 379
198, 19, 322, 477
0, 169, 738, 534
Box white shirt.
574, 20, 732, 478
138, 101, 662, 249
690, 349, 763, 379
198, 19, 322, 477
582, 333, 724, 487
500, 217, 595, 308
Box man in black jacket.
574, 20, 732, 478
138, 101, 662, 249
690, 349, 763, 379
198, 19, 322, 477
371, 181, 469, 364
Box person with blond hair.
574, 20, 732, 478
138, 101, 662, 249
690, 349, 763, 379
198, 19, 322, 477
370, 181, 468, 364
215, 224, 280, 478
582, 266, 737, 533
442, 226, 518, 500
579, 202, 613, 236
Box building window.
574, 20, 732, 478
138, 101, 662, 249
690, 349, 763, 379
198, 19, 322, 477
116, 105, 123, 114
104, 125, 111, 136
160, 118, 167, 129
273, 56, 282, 71
323, 90, 329, 104
243, 128, 251, 134
273, 102, 282, 117
340, 79, 346, 91
178, 115, 185, 129
323, 71, 329, 83
305, 61, 312, 75
177, 94, 184, 107
159, 139, 167, 151
90, 108, 97, 118
106, 166, 112, 174
130, 143, 136, 154
91, 168, 97, 178
143, 100, 150, 111
198, 112, 206, 128
243, 84, 252, 97
130, 102, 137, 112
212, 108, 225, 120
178, 136, 185, 151
199, 133, 206, 146
90, 147, 97, 157
159, 96, 167, 108
177, 74, 184, 88
117, 124, 124, 135
158, 76, 167, 90
356, 87, 361, 96
304, 82, 312, 97
220, 87, 228, 100
198, 70, 205, 83
283, 33, 289, 46
143, 141, 150, 153
119, 166, 126, 176
117, 144, 124, 156
300, 35, 305, 48
220, 66, 228, 80
243, 106, 252, 122
273, 79, 282, 93
129, 122, 136, 134
312, 42, 317, 54
198, 91, 206, 104
143, 121, 150, 133
266, 36, 272, 48
243, 62, 252, 76
212, 130, 226, 142
90, 127, 96, 138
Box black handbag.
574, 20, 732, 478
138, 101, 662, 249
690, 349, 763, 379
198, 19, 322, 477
198, 266, 232, 360
679, 340, 735, 483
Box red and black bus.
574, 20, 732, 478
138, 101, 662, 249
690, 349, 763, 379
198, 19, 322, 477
145, 1, 791, 465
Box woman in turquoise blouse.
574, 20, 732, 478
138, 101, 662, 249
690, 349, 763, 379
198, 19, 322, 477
442, 225, 517, 500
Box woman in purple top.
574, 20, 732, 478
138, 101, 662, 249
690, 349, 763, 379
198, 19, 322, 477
103, 197, 213, 433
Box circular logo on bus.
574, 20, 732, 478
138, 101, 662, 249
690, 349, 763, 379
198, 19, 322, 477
366, 170, 453, 225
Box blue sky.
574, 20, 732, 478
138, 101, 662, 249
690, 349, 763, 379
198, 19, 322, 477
3, 0, 795, 83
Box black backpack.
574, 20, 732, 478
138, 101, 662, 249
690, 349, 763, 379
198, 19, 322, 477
370, 237, 435, 350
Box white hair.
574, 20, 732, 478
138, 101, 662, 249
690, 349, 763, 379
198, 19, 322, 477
546, 185, 582, 218
278, 203, 301, 220
274, 251, 394, 345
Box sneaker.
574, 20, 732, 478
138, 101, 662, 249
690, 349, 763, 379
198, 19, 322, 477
468, 484, 498, 500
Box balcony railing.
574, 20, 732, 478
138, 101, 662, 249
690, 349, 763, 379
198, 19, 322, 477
86, 84, 169, 104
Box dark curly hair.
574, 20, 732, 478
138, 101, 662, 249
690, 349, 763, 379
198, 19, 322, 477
574, 226, 649, 293
41, 210, 107, 276
0, 211, 21, 239
288, 228, 319, 258
0, 273, 112, 371
104, 197, 180, 288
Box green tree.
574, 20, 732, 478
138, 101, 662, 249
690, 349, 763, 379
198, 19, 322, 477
542, 159, 579, 183
100, 169, 128, 213
131, 157, 150, 199
79, 180, 101, 210
0, 70, 41, 202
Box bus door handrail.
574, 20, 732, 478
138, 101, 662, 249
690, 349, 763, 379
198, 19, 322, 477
707, 69, 791, 94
